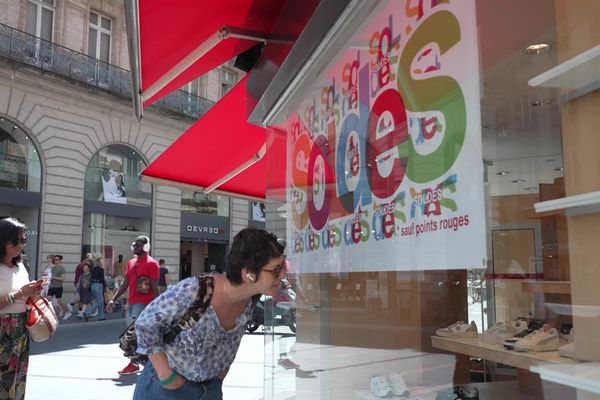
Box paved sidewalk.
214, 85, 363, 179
25, 318, 266, 400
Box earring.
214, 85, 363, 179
246, 273, 256, 282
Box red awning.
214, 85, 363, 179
141, 76, 282, 200
137, 0, 285, 107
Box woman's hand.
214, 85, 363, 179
20, 280, 44, 298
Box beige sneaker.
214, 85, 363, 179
436, 321, 479, 338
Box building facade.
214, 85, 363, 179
0, 0, 259, 288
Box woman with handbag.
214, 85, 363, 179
0, 218, 44, 400
133, 228, 287, 399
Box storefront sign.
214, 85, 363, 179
286, 1, 485, 272
180, 212, 230, 241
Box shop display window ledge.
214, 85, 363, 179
530, 363, 600, 395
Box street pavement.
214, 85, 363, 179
24, 312, 267, 400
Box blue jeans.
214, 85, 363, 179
133, 362, 223, 400
127, 302, 148, 326
84, 283, 104, 319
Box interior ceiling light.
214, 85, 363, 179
496, 171, 510, 176
554, 167, 564, 172
531, 100, 552, 107
512, 179, 525, 183
524, 186, 537, 191
524, 43, 552, 55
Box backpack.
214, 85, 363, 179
118, 275, 215, 365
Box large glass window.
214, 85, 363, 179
0, 117, 41, 192
84, 144, 151, 207
81, 213, 150, 275
181, 191, 229, 217
264, 1, 598, 399
25, 0, 54, 41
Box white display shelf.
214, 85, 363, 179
535, 190, 600, 217
529, 44, 600, 89
431, 336, 576, 370
531, 363, 600, 395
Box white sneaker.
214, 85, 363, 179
91, 309, 99, 317
370, 375, 392, 397
388, 373, 409, 396
67, 303, 74, 313
481, 320, 528, 344
514, 328, 559, 352
436, 321, 479, 338
62, 311, 72, 320
558, 342, 577, 360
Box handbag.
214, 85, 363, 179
134, 262, 151, 294
26, 296, 59, 342
118, 275, 215, 365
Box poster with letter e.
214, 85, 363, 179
285, 0, 486, 273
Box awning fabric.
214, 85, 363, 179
141, 76, 277, 200
139, 0, 285, 106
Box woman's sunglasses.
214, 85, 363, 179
262, 257, 286, 277
11, 236, 28, 245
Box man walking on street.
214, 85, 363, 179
47, 255, 69, 318
106, 235, 159, 375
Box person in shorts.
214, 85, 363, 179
47, 254, 67, 318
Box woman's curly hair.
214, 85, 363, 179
226, 228, 285, 285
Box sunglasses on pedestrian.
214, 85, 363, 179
262, 256, 286, 277
11, 236, 27, 246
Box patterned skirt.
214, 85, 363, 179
0, 313, 29, 400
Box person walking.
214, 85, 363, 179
47, 255, 68, 319
106, 235, 159, 375
83, 257, 107, 321
0, 218, 45, 400
132, 228, 286, 400
157, 259, 170, 294
67, 253, 92, 317
76, 260, 93, 318
40, 254, 53, 297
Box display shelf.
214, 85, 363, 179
521, 281, 571, 294
534, 191, 600, 217
529, 44, 600, 89
531, 363, 600, 395
431, 336, 576, 370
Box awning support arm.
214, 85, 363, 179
204, 143, 267, 194
140, 26, 268, 103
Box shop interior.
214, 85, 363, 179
179, 240, 227, 280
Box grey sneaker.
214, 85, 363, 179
436, 321, 479, 338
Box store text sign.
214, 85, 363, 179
286, 0, 486, 272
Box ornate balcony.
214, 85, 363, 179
0, 23, 213, 119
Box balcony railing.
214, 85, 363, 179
0, 23, 213, 119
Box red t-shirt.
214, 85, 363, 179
126, 255, 160, 305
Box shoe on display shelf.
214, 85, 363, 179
370, 375, 393, 397
558, 342, 577, 360
388, 373, 409, 396
480, 319, 528, 344
436, 321, 479, 338
454, 385, 479, 400
435, 388, 459, 400
514, 328, 560, 352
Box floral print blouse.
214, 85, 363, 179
135, 276, 254, 382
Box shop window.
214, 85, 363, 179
181, 191, 229, 217
0, 117, 41, 192
84, 144, 151, 207
220, 68, 237, 97
81, 213, 150, 276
